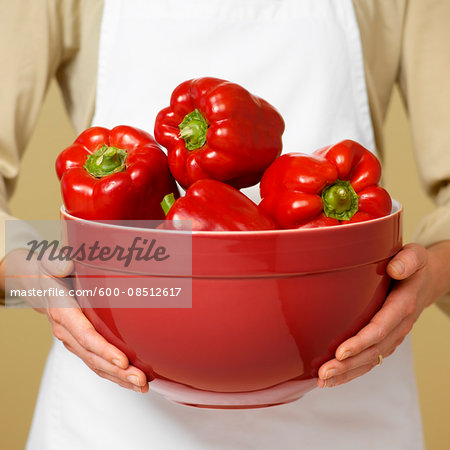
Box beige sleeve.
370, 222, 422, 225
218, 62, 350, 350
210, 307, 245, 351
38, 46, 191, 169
0, 0, 73, 259
355, 0, 450, 247
352, 0, 408, 160
354, 0, 450, 314
0, 0, 102, 306
0, 0, 102, 262
398, 0, 450, 245
397, 0, 450, 314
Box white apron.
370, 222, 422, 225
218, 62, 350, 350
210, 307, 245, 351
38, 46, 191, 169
27, 1, 424, 448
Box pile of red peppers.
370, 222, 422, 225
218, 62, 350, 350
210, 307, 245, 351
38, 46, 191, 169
56, 77, 391, 231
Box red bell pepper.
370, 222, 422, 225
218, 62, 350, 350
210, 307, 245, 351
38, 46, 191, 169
259, 140, 392, 228
56, 126, 179, 220
154, 77, 285, 190
161, 179, 279, 232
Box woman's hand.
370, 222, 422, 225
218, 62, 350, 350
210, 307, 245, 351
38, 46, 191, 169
317, 241, 450, 388
2, 249, 149, 393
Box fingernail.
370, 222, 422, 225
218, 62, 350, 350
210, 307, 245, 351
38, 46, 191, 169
112, 358, 125, 369
53, 258, 72, 276
325, 369, 336, 379
390, 260, 405, 277
338, 350, 351, 361
127, 375, 140, 386
133, 386, 142, 393
325, 378, 335, 388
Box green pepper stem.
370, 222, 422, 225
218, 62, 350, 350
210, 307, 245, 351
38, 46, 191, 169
84, 145, 127, 178
322, 180, 359, 221
178, 109, 208, 151
161, 193, 177, 216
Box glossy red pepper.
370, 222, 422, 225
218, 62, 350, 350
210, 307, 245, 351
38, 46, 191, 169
154, 77, 284, 190
259, 140, 392, 228
56, 126, 179, 220
161, 179, 279, 232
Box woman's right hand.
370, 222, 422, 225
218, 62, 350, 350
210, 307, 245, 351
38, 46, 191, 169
2, 249, 149, 393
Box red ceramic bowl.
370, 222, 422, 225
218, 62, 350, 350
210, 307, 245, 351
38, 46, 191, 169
61, 202, 402, 409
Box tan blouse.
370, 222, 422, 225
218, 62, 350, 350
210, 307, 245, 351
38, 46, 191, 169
1, 0, 449, 310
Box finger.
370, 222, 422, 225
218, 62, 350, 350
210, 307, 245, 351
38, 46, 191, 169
387, 243, 427, 280
320, 363, 375, 388
54, 323, 148, 391
39, 278, 78, 309
48, 307, 129, 370
318, 347, 380, 382
318, 314, 413, 383
40, 247, 74, 277
38, 256, 75, 309
94, 369, 149, 394
333, 284, 416, 361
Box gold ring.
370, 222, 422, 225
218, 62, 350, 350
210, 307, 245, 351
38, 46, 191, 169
377, 354, 383, 366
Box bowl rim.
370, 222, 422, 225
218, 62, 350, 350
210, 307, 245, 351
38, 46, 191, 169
60, 199, 402, 237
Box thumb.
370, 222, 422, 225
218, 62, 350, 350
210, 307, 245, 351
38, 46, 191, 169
387, 243, 427, 280
40, 250, 74, 277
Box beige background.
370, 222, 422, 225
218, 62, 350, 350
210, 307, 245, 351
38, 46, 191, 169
0, 82, 449, 449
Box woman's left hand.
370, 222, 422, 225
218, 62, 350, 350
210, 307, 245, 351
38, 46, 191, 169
317, 241, 450, 388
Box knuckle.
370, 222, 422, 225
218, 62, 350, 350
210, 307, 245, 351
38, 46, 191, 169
93, 368, 106, 379
110, 366, 124, 378
400, 319, 414, 336
393, 337, 404, 350
370, 359, 379, 370
52, 324, 65, 342
48, 308, 61, 324
369, 346, 381, 364
96, 338, 110, 357
102, 363, 121, 379
77, 327, 94, 349
374, 325, 387, 342
77, 332, 87, 349
62, 342, 73, 353
405, 299, 418, 317
85, 353, 97, 370
360, 364, 374, 376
